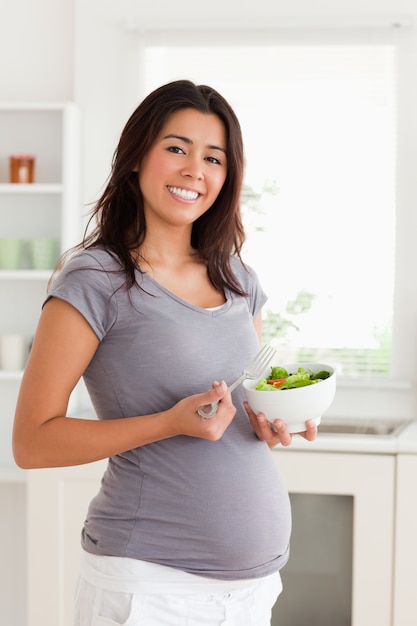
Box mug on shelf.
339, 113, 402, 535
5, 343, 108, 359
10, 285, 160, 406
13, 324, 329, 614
0, 238, 23, 269
0, 333, 27, 371
9, 154, 35, 183
29, 238, 59, 270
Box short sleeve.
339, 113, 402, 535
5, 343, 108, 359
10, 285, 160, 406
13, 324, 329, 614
45, 250, 119, 340
245, 265, 268, 318
230, 256, 268, 318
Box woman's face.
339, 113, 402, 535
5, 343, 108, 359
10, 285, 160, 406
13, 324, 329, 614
138, 108, 228, 230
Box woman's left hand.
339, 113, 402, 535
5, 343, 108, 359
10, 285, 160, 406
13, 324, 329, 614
244, 401, 318, 448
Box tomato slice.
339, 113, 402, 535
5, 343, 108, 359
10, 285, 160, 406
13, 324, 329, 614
267, 378, 287, 387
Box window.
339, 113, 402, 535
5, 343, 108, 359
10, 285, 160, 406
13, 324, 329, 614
140, 31, 397, 381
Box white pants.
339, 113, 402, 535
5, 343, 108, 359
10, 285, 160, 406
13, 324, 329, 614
74, 550, 282, 626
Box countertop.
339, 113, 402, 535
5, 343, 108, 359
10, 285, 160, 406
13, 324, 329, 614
279, 417, 417, 455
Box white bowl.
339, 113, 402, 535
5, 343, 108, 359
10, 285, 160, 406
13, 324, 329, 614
243, 362, 336, 433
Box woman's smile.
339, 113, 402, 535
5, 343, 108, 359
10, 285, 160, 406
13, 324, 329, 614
167, 185, 200, 201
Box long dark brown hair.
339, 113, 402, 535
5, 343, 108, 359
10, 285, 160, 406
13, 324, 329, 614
66, 80, 247, 295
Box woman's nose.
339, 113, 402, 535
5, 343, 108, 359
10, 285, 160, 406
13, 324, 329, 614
181, 158, 203, 179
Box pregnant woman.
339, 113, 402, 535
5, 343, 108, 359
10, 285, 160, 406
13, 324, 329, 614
13, 79, 317, 626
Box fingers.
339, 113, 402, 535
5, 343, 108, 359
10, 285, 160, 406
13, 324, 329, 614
270, 419, 293, 446
195, 381, 236, 439
244, 401, 290, 447
172, 382, 236, 441
271, 418, 318, 444
197, 380, 229, 409
196, 380, 235, 420
243, 401, 318, 447
300, 419, 318, 441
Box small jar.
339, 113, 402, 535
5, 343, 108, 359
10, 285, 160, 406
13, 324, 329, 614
9, 154, 35, 183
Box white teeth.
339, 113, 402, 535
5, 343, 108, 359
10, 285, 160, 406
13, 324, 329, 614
167, 186, 199, 200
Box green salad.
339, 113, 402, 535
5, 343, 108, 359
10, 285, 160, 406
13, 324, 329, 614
255, 366, 331, 391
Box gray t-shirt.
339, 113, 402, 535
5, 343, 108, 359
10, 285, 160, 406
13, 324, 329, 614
47, 248, 291, 580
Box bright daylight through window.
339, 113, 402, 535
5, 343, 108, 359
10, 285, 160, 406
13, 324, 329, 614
142, 37, 396, 379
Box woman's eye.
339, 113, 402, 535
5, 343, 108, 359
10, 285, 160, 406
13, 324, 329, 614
167, 146, 185, 155
206, 156, 222, 165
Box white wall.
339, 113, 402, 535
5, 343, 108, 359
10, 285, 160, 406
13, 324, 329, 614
0, 0, 73, 101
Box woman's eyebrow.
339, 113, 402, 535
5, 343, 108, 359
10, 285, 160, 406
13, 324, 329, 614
162, 133, 227, 155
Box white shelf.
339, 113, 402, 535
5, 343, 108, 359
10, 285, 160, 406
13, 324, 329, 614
0, 467, 27, 483
0, 183, 62, 193
0, 269, 53, 280
0, 102, 71, 112
0, 370, 24, 381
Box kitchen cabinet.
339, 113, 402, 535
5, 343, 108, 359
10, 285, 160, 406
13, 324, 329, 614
0, 478, 26, 626
26, 460, 106, 626
392, 454, 417, 626
272, 450, 395, 626
0, 102, 80, 626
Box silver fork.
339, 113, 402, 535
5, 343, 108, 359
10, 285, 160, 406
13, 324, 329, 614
197, 344, 277, 418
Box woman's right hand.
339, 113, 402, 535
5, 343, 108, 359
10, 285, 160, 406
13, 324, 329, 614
168, 380, 237, 441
